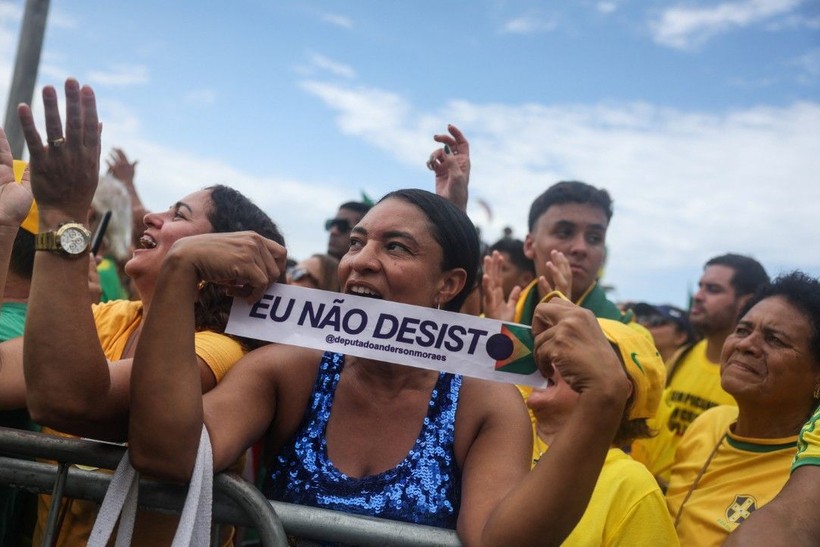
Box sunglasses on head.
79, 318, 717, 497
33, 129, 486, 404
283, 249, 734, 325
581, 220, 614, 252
325, 218, 353, 233
637, 314, 671, 328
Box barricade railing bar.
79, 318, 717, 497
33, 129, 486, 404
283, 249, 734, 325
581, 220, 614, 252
0, 427, 462, 546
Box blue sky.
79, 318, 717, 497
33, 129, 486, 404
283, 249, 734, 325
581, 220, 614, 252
0, 0, 818, 306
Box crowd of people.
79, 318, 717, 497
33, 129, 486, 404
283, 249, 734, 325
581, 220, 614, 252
0, 78, 817, 547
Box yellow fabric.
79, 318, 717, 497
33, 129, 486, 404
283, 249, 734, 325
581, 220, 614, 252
514, 279, 592, 323
194, 329, 245, 382
793, 404, 820, 471
12, 159, 38, 234
513, 278, 536, 324
518, 317, 663, 425
631, 340, 736, 485
34, 300, 245, 547
92, 299, 143, 357
533, 439, 678, 546
666, 406, 797, 547
597, 318, 664, 420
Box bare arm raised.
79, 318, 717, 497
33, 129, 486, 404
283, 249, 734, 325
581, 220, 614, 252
16, 80, 218, 440
17, 80, 113, 430
428, 124, 470, 212
480, 298, 631, 546
0, 127, 33, 409
106, 147, 147, 251
128, 230, 288, 480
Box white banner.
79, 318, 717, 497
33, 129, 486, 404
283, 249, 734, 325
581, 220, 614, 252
226, 284, 546, 387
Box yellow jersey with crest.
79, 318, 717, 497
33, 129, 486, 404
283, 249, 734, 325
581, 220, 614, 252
666, 405, 797, 547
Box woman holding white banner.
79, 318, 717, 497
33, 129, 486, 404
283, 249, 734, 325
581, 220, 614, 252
128, 181, 633, 544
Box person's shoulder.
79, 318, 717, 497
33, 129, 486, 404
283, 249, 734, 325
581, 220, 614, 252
687, 404, 737, 436
458, 377, 530, 436
460, 377, 526, 409
677, 339, 706, 363
455, 377, 531, 478
239, 342, 323, 366
603, 449, 665, 496
606, 449, 657, 480
193, 331, 246, 382
666, 339, 707, 382
233, 344, 326, 384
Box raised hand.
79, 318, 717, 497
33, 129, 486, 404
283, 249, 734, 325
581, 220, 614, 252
531, 297, 629, 399
165, 231, 287, 303
0, 127, 33, 228
427, 124, 470, 211
104, 147, 148, 251
17, 78, 101, 221
106, 148, 137, 186
537, 250, 573, 301
481, 250, 521, 322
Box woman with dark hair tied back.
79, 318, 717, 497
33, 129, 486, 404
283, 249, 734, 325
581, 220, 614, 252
194, 184, 286, 351
0, 79, 287, 546
128, 181, 635, 545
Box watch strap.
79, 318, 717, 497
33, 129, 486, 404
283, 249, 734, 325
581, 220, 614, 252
35, 230, 58, 251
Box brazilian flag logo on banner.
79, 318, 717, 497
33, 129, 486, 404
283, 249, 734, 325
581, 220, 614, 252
484, 323, 537, 375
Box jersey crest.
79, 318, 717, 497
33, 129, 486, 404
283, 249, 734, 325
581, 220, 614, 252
725, 494, 758, 524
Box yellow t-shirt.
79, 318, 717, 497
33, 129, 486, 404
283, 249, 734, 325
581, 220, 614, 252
533, 436, 678, 546
793, 404, 820, 471
666, 406, 797, 547
631, 340, 736, 485
35, 300, 245, 547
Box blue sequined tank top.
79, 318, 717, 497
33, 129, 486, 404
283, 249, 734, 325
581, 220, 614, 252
264, 351, 463, 529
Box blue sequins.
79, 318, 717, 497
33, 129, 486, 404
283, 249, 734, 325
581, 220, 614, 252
264, 352, 462, 529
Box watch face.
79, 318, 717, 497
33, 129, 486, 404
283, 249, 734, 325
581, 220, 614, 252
59, 227, 89, 255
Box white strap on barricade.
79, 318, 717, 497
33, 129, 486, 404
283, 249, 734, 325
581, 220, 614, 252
173, 425, 213, 547
88, 425, 213, 547
88, 447, 138, 546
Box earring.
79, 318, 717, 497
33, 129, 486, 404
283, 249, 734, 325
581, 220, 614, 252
434, 297, 441, 310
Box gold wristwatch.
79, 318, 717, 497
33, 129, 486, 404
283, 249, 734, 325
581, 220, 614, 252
35, 222, 92, 257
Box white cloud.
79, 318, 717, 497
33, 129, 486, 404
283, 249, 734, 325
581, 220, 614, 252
0, 1, 22, 23
131, 145, 346, 260
319, 11, 353, 29
500, 15, 558, 34
299, 81, 416, 156
299, 80, 820, 302
0, 3, 20, 102
792, 48, 820, 84
48, 7, 78, 30
87, 64, 149, 87
764, 12, 820, 30
726, 75, 777, 88
306, 52, 356, 79
92, 108, 352, 266
183, 88, 217, 107
18, 74, 816, 305
650, 0, 803, 50
597, 2, 619, 15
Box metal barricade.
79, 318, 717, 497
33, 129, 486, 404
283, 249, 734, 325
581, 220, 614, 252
0, 427, 462, 546
0, 426, 287, 545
